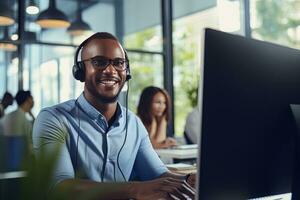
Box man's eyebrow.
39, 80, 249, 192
91, 56, 125, 59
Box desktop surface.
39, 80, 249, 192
249, 193, 292, 200
155, 147, 197, 159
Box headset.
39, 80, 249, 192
72, 34, 131, 82
73, 33, 131, 182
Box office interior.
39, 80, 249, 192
2, 0, 299, 136
0, 0, 299, 199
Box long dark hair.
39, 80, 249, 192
137, 86, 171, 126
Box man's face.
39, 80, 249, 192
82, 38, 127, 104
28, 96, 34, 109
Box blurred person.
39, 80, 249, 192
137, 86, 177, 149
184, 106, 200, 144
33, 32, 195, 199
0, 92, 14, 118
0, 90, 34, 138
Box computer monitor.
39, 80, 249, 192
197, 28, 300, 200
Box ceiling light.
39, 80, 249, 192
0, 43, 17, 51
67, 0, 91, 36
11, 33, 18, 41
26, 0, 39, 15
0, 28, 17, 51
0, 2, 15, 26
67, 19, 91, 36
36, 0, 70, 28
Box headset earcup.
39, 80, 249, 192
73, 62, 85, 82
126, 73, 131, 81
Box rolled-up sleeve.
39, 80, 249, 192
32, 109, 74, 187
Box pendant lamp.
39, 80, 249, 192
26, 0, 39, 15
67, 0, 91, 36
0, 1, 15, 26
36, 0, 70, 28
0, 28, 17, 51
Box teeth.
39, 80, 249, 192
100, 80, 117, 84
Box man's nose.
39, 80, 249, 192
102, 63, 117, 73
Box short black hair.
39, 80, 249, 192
2, 92, 13, 101
86, 32, 118, 42
82, 32, 119, 50
15, 90, 32, 106
78, 32, 123, 62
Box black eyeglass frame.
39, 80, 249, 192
81, 56, 128, 71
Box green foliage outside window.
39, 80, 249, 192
173, 25, 200, 136
125, 24, 200, 136
253, 0, 300, 48
124, 28, 164, 113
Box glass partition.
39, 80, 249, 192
127, 52, 163, 113
24, 44, 77, 116
172, 0, 246, 136
0, 52, 6, 95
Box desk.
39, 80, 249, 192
0, 171, 27, 180
155, 148, 198, 164
249, 193, 291, 200
0, 171, 27, 200
166, 163, 197, 175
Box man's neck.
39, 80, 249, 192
95, 102, 117, 122
83, 93, 118, 122
19, 105, 28, 113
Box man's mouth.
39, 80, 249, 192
97, 78, 120, 86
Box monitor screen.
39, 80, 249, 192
197, 28, 300, 200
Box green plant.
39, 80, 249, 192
21, 143, 62, 200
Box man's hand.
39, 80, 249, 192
133, 177, 195, 200
186, 173, 196, 188
163, 137, 177, 147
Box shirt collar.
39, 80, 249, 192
77, 93, 123, 122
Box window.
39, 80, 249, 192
124, 26, 164, 113
250, 0, 300, 49
127, 52, 163, 113
172, 0, 244, 136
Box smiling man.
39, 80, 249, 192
33, 32, 195, 199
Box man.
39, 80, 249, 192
1, 90, 34, 137
33, 32, 196, 199
0, 92, 14, 118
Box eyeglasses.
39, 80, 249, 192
81, 56, 127, 71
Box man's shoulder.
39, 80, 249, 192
119, 106, 139, 120
43, 99, 75, 111
188, 107, 200, 118
3, 109, 19, 118
39, 99, 76, 117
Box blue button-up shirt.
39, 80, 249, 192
32, 94, 167, 187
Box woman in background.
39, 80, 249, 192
137, 86, 177, 149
